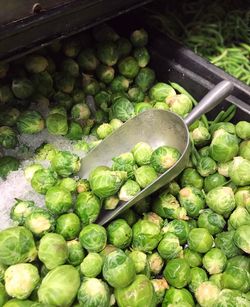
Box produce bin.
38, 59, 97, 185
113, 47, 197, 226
0, 2, 250, 306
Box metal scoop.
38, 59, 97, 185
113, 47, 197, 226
79, 80, 233, 225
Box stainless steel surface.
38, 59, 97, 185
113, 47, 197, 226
78, 81, 233, 225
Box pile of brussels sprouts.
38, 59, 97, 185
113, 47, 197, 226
0, 25, 192, 178
0, 23, 250, 307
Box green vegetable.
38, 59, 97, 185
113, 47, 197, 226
111, 97, 135, 121
12, 78, 34, 99
135, 67, 156, 92
178, 186, 205, 217
228, 156, 250, 186
118, 56, 139, 79
17, 111, 44, 134
38, 233, 68, 270
102, 249, 136, 288
148, 252, 164, 275
233, 225, 250, 254
158, 232, 182, 260
198, 209, 226, 235
45, 186, 72, 214
202, 248, 227, 275
162, 287, 194, 307
151, 145, 181, 173
130, 29, 148, 47
235, 121, 250, 139
0, 226, 37, 265
133, 47, 150, 67
128, 250, 148, 274
77, 48, 99, 71
38, 265, 80, 306
180, 168, 203, 189
149, 83, 176, 101
56, 213, 81, 240
97, 41, 119, 66
67, 240, 85, 266
10, 199, 35, 225
46, 113, 68, 135
0, 156, 19, 178
80, 253, 103, 278
4, 263, 40, 299
51, 151, 81, 177
107, 219, 132, 249
134, 165, 158, 188
31, 168, 58, 194
163, 258, 190, 288
0, 126, 17, 148
79, 224, 107, 252
166, 94, 193, 117
187, 228, 214, 253
195, 281, 220, 306
115, 274, 156, 307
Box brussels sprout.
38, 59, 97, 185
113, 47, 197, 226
77, 48, 99, 71
204, 172, 227, 192
197, 209, 226, 235
0, 85, 14, 105
80, 252, 103, 278
56, 213, 81, 240
102, 249, 135, 288
97, 123, 113, 139
79, 224, 107, 252
17, 111, 44, 134
4, 263, 40, 299
76, 179, 90, 193
82, 75, 100, 95
57, 177, 77, 192
178, 186, 205, 217
51, 151, 80, 177
95, 90, 111, 111
134, 165, 158, 188
149, 83, 176, 102
180, 167, 203, 189
197, 156, 217, 177
202, 248, 227, 275
112, 152, 137, 179
38, 233, 68, 269
61, 58, 79, 77
158, 232, 182, 260
191, 127, 211, 146
166, 94, 193, 117
228, 156, 250, 186
233, 224, 250, 254
31, 168, 58, 194
209, 129, 239, 162
50, 105, 68, 117
235, 186, 250, 207
12, 78, 34, 99
10, 199, 35, 225
118, 180, 141, 201
152, 191, 187, 220
132, 219, 162, 252
0, 126, 17, 148
128, 87, 145, 103
25, 208, 55, 237
133, 197, 151, 215
229, 206, 250, 229
235, 121, 250, 139
130, 29, 148, 47
133, 47, 150, 68
35, 143, 58, 162
183, 248, 202, 267
71, 103, 91, 121
75, 192, 101, 226
97, 42, 118, 66
118, 56, 140, 79
151, 278, 169, 305
96, 65, 115, 85
25, 55, 48, 73
116, 37, 132, 58
110, 76, 130, 93
67, 240, 85, 266
162, 287, 194, 307
148, 252, 164, 275
0, 282, 8, 306
0, 263, 7, 282
111, 97, 134, 122
38, 265, 80, 306
119, 209, 138, 227
134, 102, 153, 114
46, 113, 68, 135
24, 164, 43, 183
0, 226, 37, 265
89, 166, 127, 198
104, 195, 120, 210
93, 24, 119, 42
54, 91, 73, 110
131, 142, 153, 166
195, 281, 220, 306
221, 265, 250, 292
206, 186, 235, 217
209, 273, 223, 289
55, 73, 75, 94
239, 140, 250, 160
0, 156, 20, 178
210, 122, 236, 136
198, 146, 210, 157
187, 228, 214, 253
215, 231, 242, 258
45, 186, 72, 215
110, 118, 123, 131
215, 289, 250, 307
72, 89, 85, 104
135, 67, 156, 92
128, 250, 148, 274
0, 108, 20, 126
2, 299, 35, 306
150, 146, 180, 173
163, 258, 190, 288
163, 219, 190, 244
78, 277, 110, 307
107, 219, 132, 249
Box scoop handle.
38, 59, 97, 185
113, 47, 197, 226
184, 80, 234, 126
